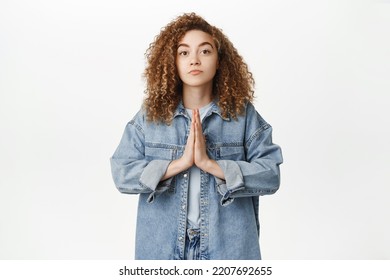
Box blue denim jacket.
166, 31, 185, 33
110, 101, 283, 260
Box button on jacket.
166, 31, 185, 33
110, 101, 283, 260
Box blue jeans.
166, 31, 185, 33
184, 224, 200, 260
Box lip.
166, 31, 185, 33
189, 70, 203, 75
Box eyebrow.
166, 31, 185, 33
177, 42, 214, 49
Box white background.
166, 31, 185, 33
1, 0, 389, 260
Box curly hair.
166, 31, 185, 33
143, 13, 255, 123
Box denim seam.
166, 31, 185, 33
129, 119, 144, 135
246, 123, 271, 148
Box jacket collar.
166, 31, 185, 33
173, 100, 231, 121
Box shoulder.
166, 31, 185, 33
128, 105, 172, 133
126, 106, 147, 134
243, 102, 271, 136
131, 105, 147, 123
244, 101, 257, 116
244, 102, 269, 124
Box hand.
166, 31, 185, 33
160, 116, 194, 180
193, 108, 225, 179
181, 117, 195, 169
161, 108, 225, 181
193, 109, 210, 169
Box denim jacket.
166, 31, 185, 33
110, 101, 283, 260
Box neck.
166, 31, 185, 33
182, 84, 213, 109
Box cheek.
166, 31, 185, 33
176, 60, 185, 73
208, 57, 219, 70
210, 60, 219, 74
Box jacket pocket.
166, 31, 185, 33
145, 144, 174, 161
219, 145, 245, 161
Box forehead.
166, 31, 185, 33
178, 30, 215, 46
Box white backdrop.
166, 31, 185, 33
1, 0, 389, 260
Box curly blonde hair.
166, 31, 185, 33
143, 13, 255, 123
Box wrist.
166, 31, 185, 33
197, 158, 211, 172
198, 159, 225, 180
178, 156, 193, 170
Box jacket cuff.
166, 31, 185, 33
139, 160, 172, 203
215, 160, 245, 206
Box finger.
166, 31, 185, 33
192, 109, 196, 125
194, 117, 202, 140
195, 109, 202, 132
195, 125, 205, 150
196, 108, 201, 124
188, 121, 195, 141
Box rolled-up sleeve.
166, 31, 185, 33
110, 111, 173, 202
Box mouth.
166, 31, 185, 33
189, 70, 202, 75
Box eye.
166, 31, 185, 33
178, 50, 189, 56
200, 49, 211, 55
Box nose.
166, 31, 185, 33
190, 53, 200, 66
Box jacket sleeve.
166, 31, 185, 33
110, 110, 173, 203
215, 104, 283, 206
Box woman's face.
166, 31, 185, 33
176, 30, 218, 90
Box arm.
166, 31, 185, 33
215, 105, 283, 206
110, 111, 173, 202
160, 120, 195, 181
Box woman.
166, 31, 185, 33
110, 13, 283, 260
